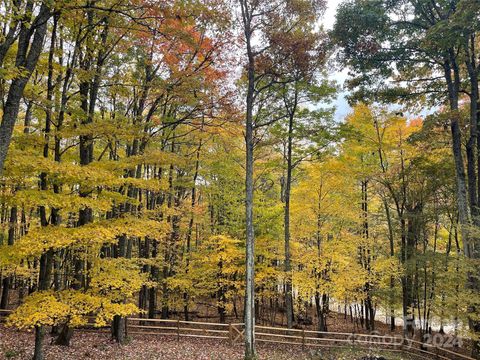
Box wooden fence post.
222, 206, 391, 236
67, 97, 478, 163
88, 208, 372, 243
176, 319, 180, 341
302, 329, 305, 350
229, 323, 233, 345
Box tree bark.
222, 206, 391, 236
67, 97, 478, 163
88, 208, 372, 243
0, 3, 51, 174
184, 140, 202, 321
239, 1, 257, 358
33, 325, 45, 360
283, 93, 297, 329
0, 206, 16, 309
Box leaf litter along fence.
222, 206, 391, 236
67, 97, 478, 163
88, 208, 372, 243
0, 309, 475, 360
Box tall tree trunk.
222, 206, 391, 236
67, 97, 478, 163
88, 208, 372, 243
444, 57, 471, 256
374, 118, 397, 332
161, 159, 175, 320
464, 36, 480, 358
0, 3, 51, 175
34, 16, 58, 354
239, 1, 257, 356
400, 216, 414, 338
33, 325, 45, 360
243, 42, 256, 360
184, 140, 202, 321
361, 180, 374, 331
444, 54, 480, 356
315, 292, 328, 332
149, 238, 158, 319
382, 198, 396, 331
149, 166, 163, 319
0, 206, 16, 309
283, 91, 297, 329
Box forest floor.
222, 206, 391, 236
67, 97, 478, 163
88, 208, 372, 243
0, 325, 423, 360
0, 298, 466, 359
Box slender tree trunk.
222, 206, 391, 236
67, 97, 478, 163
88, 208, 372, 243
0, 206, 16, 309
148, 166, 163, 319
184, 140, 202, 321
284, 109, 295, 329
444, 58, 472, 256
244, 53, 256, 360
444, 55, 480, 356
139, 237, 150, 316
112, 235, 128, 343
33, 325, 45, 360
382, 198, 396, 331
149, 237, 158, 319
315, 292, 328, 332
374, 119, 397, 332
217, 261, 227, 323
464, 37, 480, 358
361, 180, 374, 331
239, 1, 256, 357
34, 17, 59, 354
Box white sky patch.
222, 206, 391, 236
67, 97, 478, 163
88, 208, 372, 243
323, 0, 343, 30
323, 0, 352, 121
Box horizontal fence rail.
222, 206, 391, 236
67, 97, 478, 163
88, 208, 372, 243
0, 309, 11, 317
0, 309, 474, 360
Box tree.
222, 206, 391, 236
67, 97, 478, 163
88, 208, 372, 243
0, 1, 235, 358
272, 22, 333, 329
0, 0, 53, 174
333, 1, 480, 352
237, 1, 327, 355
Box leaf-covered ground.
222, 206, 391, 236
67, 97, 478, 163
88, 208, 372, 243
0, 325, 426, 360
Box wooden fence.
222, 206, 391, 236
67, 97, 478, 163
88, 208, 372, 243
0, 309, 475, 360
125, 317, 475, 360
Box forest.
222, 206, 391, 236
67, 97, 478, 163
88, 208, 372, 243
0, 0, 479, 359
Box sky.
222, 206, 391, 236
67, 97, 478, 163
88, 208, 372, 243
322, 0, 352, 121
324, 0, 343, 29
